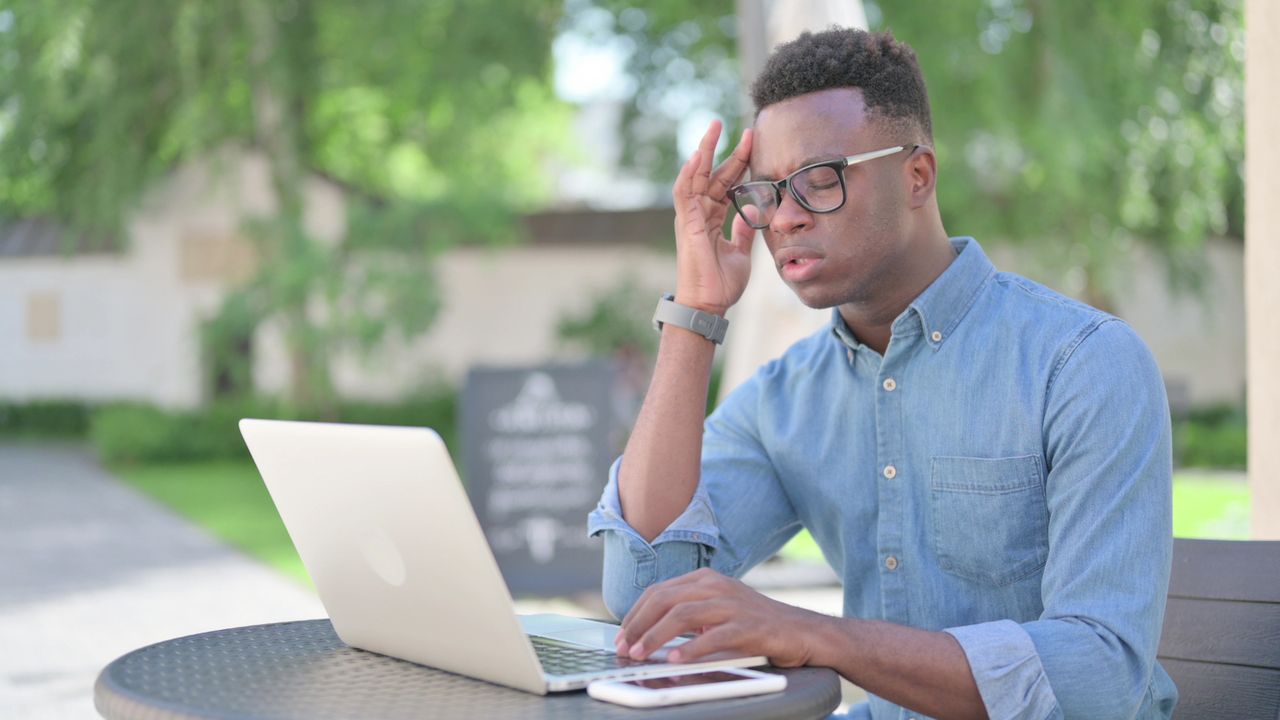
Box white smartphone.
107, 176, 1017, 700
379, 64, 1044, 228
586, 667, 787, 708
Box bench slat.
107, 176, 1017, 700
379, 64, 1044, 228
1159, 659, 1280, 720
1158, 596, 1280, 670
1168, 539, 1280, 603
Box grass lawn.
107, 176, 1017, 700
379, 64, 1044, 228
117, 462, 1251, 583
116, 461, 312, 586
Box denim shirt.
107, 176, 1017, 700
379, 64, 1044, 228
588, 238, 1177, 720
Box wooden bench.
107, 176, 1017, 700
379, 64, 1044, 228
1157, 538, 1280, 719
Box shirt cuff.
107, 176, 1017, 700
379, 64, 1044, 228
944, 619, 1062, 720
586, 455, 721, 548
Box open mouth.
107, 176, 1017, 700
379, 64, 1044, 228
780, 256, 822, 283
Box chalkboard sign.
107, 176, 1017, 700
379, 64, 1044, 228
461, 361, 620, 595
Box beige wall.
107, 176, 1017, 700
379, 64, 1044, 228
253, 245, 677, 400
0, 149, 345, 409
1247, 0, 1279, 539
245, 234, 1247, 416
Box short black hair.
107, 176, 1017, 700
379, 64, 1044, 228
751, 27, 933, 142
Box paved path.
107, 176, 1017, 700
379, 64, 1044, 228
0, 442, 325, 719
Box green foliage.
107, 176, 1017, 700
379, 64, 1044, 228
90, 400, 279, 464
90, 391, 458, 464
580, 2, 1243, 306
336, 393, 460, 455
872, 0, 1243, 305
0, 400, 92, 437
1174, 404, 1247, 469
0, 0, 567, 227
556, 277, 660, 358
0, 0, 570, 411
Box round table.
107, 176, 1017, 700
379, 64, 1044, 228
95, 619, 842, 719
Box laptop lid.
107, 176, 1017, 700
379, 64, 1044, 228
239, 419, 549, 694
239, 419, 768, 694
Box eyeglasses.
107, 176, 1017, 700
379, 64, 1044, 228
729, 144, 919, 230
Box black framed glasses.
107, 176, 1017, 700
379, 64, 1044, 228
729, 144, 919, 230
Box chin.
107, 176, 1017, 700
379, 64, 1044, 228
788, 284, 840, 310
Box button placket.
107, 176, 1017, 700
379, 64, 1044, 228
873, 350, 908, 623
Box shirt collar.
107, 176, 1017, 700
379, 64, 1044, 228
829, 237, 995, 352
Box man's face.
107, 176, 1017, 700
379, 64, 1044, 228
749, 87, 917, 310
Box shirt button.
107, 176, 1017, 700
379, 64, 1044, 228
885, 555, 899, 571
882, 377, 897, 392
883, 465, 897, 479
846, 349, 854, 363
931, 330, 943, 343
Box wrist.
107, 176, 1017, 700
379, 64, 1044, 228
803, 614, 858, 670
654, 294, 729, 344
672, 295, 729, 317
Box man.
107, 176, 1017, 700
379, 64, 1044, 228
587, 27, 1176, 720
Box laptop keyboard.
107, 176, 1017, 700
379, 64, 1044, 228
530, 635, 665, 675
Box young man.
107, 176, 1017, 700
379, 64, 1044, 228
588, 28, 1177, 720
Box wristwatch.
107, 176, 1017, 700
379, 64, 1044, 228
652, 293, 729, 344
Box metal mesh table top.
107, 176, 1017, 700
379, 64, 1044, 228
95, 619, 842, 720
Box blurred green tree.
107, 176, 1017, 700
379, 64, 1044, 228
578, 0, 1243, 311
555, 276, 659, 359
881, 0, 1244, 310
0, 0, 568, 411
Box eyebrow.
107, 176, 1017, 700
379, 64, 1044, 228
750, 154, 845, 182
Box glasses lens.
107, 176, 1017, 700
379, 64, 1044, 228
792, 165, 844, 212
732, 184, 776, 229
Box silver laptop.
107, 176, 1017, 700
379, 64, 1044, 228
238, 418, 767, 694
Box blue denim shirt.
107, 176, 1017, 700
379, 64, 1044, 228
588, 238, 1177, 720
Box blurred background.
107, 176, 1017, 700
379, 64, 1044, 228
0, 0, 1259, 717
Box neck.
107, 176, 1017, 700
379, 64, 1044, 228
837, 229, 956, 355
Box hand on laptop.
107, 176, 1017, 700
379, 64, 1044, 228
613, 568, 830, 668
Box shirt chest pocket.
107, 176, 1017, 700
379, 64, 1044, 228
930, 455, 1049, 586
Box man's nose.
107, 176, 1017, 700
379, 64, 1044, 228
768, 189, 813, 235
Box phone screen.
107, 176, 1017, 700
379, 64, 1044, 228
621, 671, 750, 689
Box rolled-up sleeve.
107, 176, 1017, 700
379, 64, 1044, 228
945, 620, 1062, 720
587, 457, 720, 619
951, 319, 1175, 719
588, 366, 801, 621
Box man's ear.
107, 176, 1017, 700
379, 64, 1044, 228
905, 146, 937, 210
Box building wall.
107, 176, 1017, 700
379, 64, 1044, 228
253, 244, 677, 400
1114, 241, 1246, 409
0, 150, 345, 409
251, 236, 1245, 411
0, 245, 199, 407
